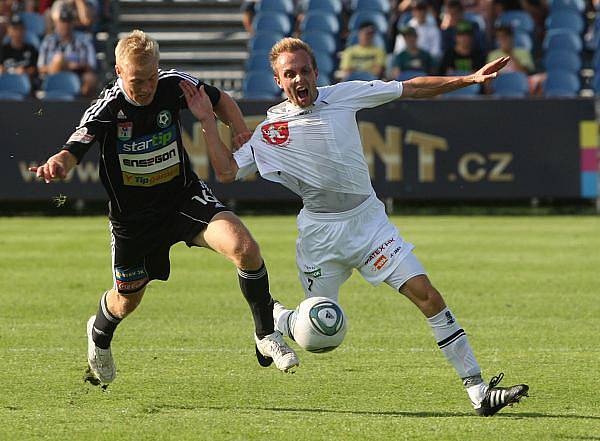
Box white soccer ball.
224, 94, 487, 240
292, 296, 347, 353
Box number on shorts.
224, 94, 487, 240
307, 278, 313, 291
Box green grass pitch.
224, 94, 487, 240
1, 215, 599, 440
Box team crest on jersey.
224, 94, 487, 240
117, 122, 132, 141
157, 110, 172, 128
261, 121, 289, 146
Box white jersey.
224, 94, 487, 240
234, 80, 403, 211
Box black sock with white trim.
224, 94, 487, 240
238, 263, 275, 339
92, 291, 121, 349
427, 307, 481, 380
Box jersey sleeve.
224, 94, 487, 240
323, 80, 403, 111
61, 92, 113, 162
233, 141, 258, 180
160, 70, 221, 110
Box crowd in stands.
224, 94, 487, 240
0, 0, 109, 99
242, 0, 597, 98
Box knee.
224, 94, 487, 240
231, 235, 262, 270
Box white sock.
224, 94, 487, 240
273, 302, 295, 339
466, 382, 489, 408
427, 307, 482, 380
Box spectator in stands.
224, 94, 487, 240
240, 0, 260, 35
393, 0, 442, 61
0, 14, 38, 81
392, 26, 435, 78
38, 7, 97, 96
441, 0, 486, 52
340, 22, 387, 80
439, 20, 484, 74
50, 0, 97, 32
487, 25, 533, 74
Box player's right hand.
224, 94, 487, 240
29, 153, 70, 183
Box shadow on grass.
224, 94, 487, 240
183, 406, 600, 421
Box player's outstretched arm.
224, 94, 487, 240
401, 56, 510, 99
179, 81, 240, 183
211, 88, 252, 150
28, 150, 78, 183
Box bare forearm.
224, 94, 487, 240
402, 75, 475, 98
199, 117, 238, 182
213, 92, 249, 136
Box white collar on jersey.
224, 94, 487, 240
117, 78, 144, 107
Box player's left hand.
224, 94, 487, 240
232, 131, 252, 151
470, 56, 511, 84
179, 81, 214, 123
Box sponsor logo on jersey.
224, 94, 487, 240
303, 267, 322, 278
117, 109, 126, 119
374, 255, 388, 270
118, 126, 176, 154
261, 121, 289, 146
118, 126, 180, 187
364, 238, 395, 265
122, 164, 180, 187
68, 127, 95, 144
157, 110, 172, 128
118, 122, 132, 141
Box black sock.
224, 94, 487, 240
92, 291, 121, 349
238, 263, 275, 339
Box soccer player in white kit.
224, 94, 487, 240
179, 38, 529, 417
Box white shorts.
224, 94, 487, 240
295, 193, 426, 300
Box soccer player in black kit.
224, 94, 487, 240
30, 30, 299, 385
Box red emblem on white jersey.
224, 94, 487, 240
261, 121, 289, 146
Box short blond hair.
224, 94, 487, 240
115, 30, 160, 65
269, 38, 317, 74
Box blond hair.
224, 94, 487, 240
269, 38, 317, 74
115, 30, 160, 66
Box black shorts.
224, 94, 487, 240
110, 180, 230, 294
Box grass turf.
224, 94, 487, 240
0, 215, 599, 440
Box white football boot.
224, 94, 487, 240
86, 315, 116, 384
255, 331, 299, 372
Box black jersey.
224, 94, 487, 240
63, 69, 221, 232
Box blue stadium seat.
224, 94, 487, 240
352, 0, 391, 13
465, 12, 486, 32
243, 70, 281, 99
544, 69, 580, 96
544, 49, 582, 72
300, 12, 340, 34
307, 0, 342, 14
252, 12, 292, 36
42, 91, 77, 101
513, 30, 533, 50
20, 12, 46, 37
301, 31, 337, 54
256, 0, 294, 14
495, 11, 535, 34
345, 71, 379, 81
246, 51, 272, 72
345, 30, 386, 48
492, 72, 529, 97
314, 51, 335, 75
249, 32, 284, 52
543, 29, 582, 51
395, 70, 426, 81
549, 0, 585, 13
593, 74, 600, 94
0, 91, 25, 100
545, 10, 585, 34
0, 73, 31, 99
348, 10, 388, 34
42, 72, 81, 96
